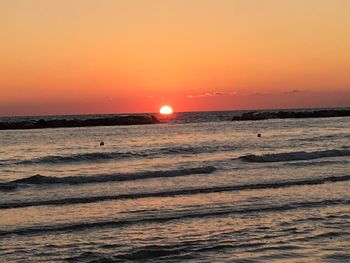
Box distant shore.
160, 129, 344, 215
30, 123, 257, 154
0, 115, 160, 130
232, 109, 350, 121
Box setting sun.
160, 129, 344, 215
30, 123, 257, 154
160, 105, 173, 115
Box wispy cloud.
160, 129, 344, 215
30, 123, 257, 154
187, 91, 237, 98
284, 89, 300, 94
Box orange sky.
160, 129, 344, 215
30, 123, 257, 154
0, 0, 349, 116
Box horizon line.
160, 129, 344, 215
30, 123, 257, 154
1, 106, 349, 119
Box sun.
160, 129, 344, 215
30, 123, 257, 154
160, 105, 173, 115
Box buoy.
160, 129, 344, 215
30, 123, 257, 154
257, 133, 261, 138
100, 141, 104, 146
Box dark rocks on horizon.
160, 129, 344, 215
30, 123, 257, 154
0, 115, 161, 130
232, 109, 350, 121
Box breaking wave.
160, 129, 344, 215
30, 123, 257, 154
0, 166, 216, 189
1, 174, 349, 209
239, 149, 350, 163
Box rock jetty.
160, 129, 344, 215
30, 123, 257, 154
232, 109, 350, 121
0, 115, 160, 130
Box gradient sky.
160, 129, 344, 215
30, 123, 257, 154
1, 0, 349, 116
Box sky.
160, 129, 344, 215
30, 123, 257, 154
0, 0, 349, 116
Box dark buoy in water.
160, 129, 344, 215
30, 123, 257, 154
257, 133, 261, 138
100, 141, 104, 146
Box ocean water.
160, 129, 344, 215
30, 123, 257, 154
0, 110, 349, 262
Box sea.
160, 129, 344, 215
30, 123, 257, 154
0, 109, 349, 262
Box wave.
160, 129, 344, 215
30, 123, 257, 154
11, 145, 234, 166
239, 149, 350, 163
1, 174, 349, 209
0, 198, 348, 237
17, 151, 135, 165
286, 159, 349, 167
2, 166, 216, 188
66, 244, 195, 262
11, 147, 350, 167
290, 134, 350, 142
0, 184, 17, 191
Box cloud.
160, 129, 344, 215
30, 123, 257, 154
284, 89, 300, 94
187, 91, 237, 98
